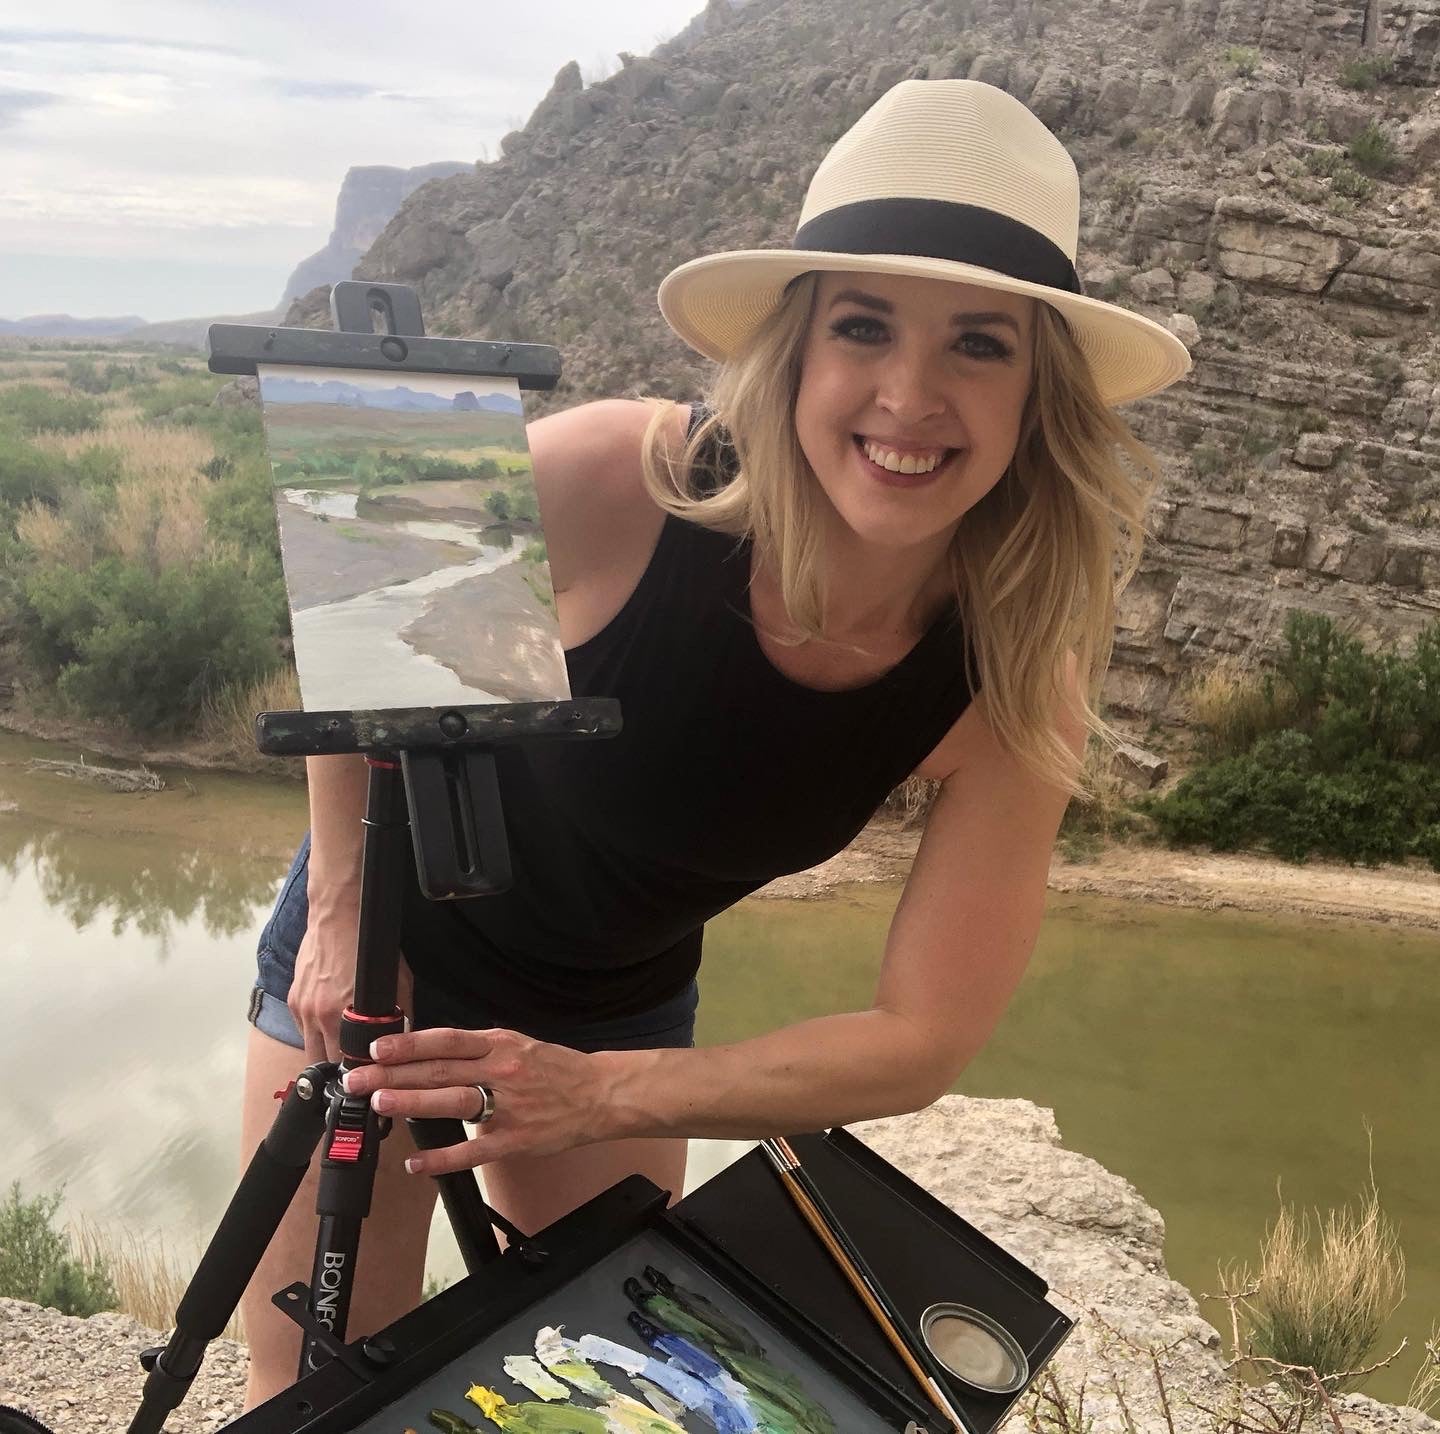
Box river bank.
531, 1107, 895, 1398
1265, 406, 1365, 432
756, 822, 1440, 934
4, 715, 1437, 932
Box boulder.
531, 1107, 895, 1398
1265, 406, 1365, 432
1212, 196, 1360, 293
462, 220, 524, 289
1166, 311, 1202, 347
1130, 266, 1178, 303
1327, 240, 1440, 315
383, 218, 455, 282
1293, 432, 1344, 469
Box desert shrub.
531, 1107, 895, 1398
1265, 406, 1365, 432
1057, 741, 1147, 858
0, 1183, 118, 1318
0, 384, 102, 435
137, 373, 224, 421
17, 557, 282, 731
0, 432, 66, 512
1222, 44, 1261, 76
1227, 1182, 1405, 1397
1338, 53, 1394, 90
1348, 120, 1398, 177
1192, 442, 1227, 478
1148, 613, 1440, 865
1302, 146, 1345, 177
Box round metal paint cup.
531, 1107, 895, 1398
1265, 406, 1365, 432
919, 1303, 1030, 1394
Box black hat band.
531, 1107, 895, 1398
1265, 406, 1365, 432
792, 197, 1082, 296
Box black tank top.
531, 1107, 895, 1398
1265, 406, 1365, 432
399, 412, 976, 1023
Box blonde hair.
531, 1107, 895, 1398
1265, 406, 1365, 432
640, 272, 1163, 797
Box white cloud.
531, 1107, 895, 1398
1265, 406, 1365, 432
0, 0, 711, 320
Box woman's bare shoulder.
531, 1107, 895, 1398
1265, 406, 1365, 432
527, 398, 691, 640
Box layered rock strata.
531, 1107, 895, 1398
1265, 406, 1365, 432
285, 0, 1440, 721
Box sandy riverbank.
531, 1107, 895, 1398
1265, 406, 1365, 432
757, 820, 1440, 932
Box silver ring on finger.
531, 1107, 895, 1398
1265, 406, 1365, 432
468, 1083, 497, 1125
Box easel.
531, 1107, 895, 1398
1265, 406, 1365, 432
124, 282, 621, 1434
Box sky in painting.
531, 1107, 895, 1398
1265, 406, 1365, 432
1, 1, 708, 322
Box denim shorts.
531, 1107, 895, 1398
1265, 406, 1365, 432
249, 833, 700, 1054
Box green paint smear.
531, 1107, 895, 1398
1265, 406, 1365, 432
721, 1351, 836, 1434
542, 1357, 614, 1402
489, 1401, 607, 1433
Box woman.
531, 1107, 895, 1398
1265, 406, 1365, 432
239, 78, 1190, 1405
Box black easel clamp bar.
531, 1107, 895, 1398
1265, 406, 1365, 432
206, 324, 561, 390
255, 699, 621, 758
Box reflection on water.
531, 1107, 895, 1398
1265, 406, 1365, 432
0, 819, 280, 944
283, 488, 358, 520
283, 487, 513, 556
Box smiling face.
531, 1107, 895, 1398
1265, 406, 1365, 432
793, 269, 1037, 557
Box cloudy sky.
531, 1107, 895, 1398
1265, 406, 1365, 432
1, 2, 709, 322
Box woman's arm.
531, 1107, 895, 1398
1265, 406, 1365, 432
286, 753, 369, 1063
344, 666, 1087, 1170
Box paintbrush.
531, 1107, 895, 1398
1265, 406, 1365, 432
760, 1136, 972, 1434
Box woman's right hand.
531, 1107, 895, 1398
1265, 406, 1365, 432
288, 911, 359, 1064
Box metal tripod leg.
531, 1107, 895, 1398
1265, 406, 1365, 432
126, 1066, 333, 1434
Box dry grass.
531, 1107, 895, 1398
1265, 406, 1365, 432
198, 664, 302, 766
37, 419, 214, 478
1409, 1323, 1440, 1415
0, 372, 70, 391
111, 469, 213, 567
68, 1217, 245, 1343
1182, 658, 1295, 758
26, 421, 219, 571
1226, 1180, 1406, 1396
883, 773, 940, 827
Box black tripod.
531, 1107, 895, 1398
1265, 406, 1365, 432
118, 284, 621, 1434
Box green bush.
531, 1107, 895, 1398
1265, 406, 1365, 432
1223, 44, 1261, 76
0, 384, 102, 435
1338, 54, 1394, 90
0, 1183, 117, 1318
137, 374, 224, 421
1348, 121, 1398, 177
0, 432, 65, 512
1149, 614, 1440, 866
18, 557, 282, 731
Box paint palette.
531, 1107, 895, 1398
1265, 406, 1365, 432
347, 1231, 898, 1433
227, 1134, 1070, 1434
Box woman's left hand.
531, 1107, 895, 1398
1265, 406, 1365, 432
341, 1027, 610, 1175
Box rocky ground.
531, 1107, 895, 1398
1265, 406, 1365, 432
2, 1097, 1436, 1433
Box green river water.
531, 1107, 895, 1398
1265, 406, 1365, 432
1, 731, 1434, 1403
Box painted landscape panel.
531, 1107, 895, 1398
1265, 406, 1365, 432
256, 364, 569, 712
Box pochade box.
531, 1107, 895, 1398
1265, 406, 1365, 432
226, 1131, 1072, 1434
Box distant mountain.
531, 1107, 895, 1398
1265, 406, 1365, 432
257, 374, 522, 415
124, 307, 286, 348
281, 162, 472, 307
0, 314, 145, 338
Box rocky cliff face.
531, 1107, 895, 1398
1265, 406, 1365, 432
280, 160, 472, 305
285, 0, 1440, 723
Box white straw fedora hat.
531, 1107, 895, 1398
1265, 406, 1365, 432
658, 79, 1192, 408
